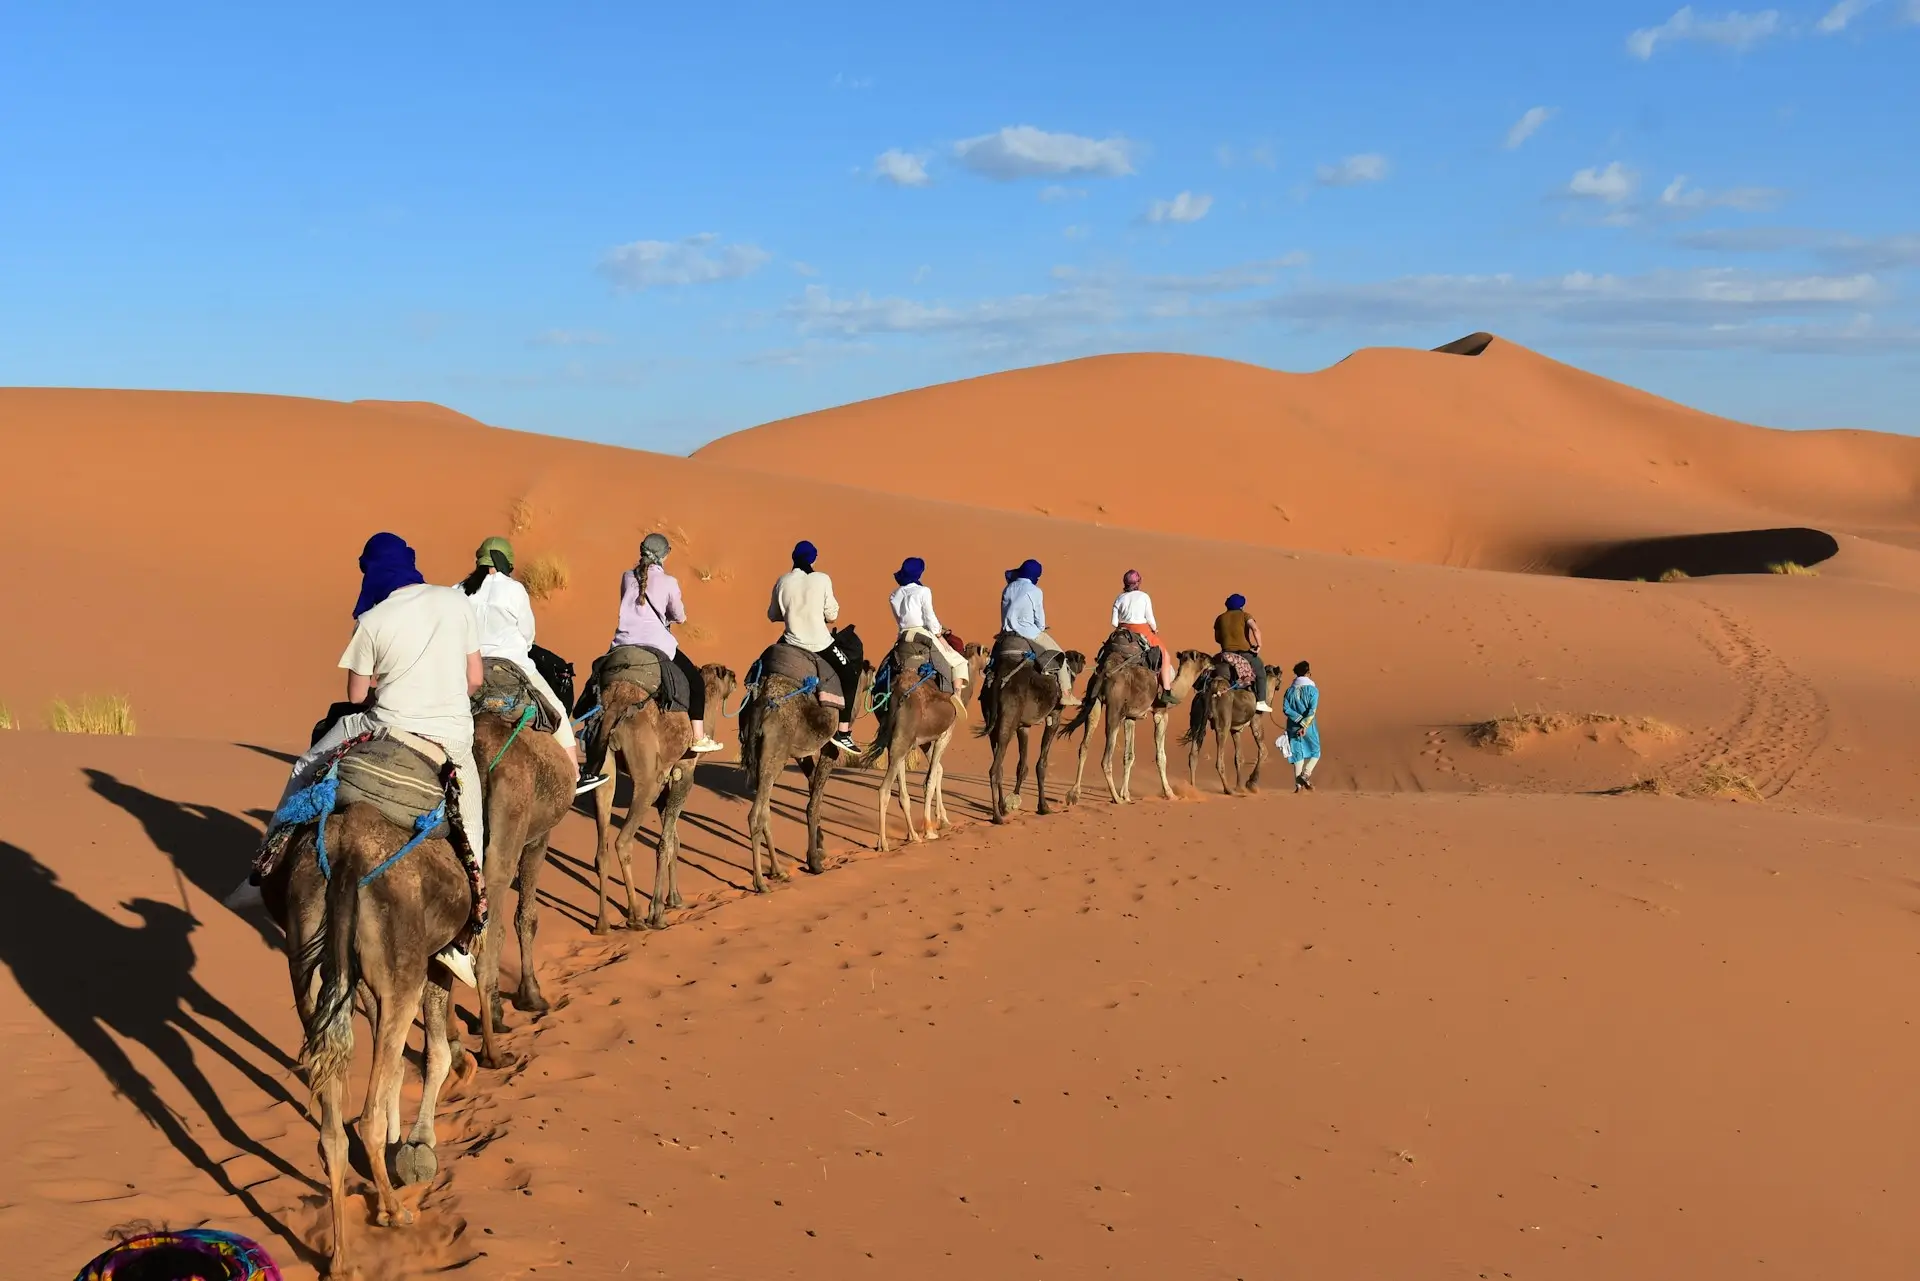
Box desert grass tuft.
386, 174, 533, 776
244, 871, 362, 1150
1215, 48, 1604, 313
1766, 560, 1818, 577
47, 694, 136, 736
521, 553, 571, 601
0, 701, 14, 731
1658, 568, 1691, 583
1685, 761, 1763, 803
508, 496, 537, 536
1465, 711, 1679, 755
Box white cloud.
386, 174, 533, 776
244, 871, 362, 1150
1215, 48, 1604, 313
1816, 0, 1876, 31
1039, 184, 1087, 203
1315, 153, 1389, 187
529, 329, 611, 347
1660, 175, 1785, 211
790, 261, 820, 277
1627, 7, 1781, 58
1907, 0, 1920, 21
1505, 107, 1557, 150
1145, 191, 1213, 224
1566, 162, 1640, 203
600, 233, 771, 291
1063, 224, 1091, 240
1675, 227, 1920, 268
912, 264, 933, 284
874, 149, 931, 187
1216, 143, 1277, 169
1142, 253, 1309, 293
952, 126, 1137, 180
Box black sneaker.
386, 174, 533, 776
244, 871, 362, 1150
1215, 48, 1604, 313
829, 732, 862, 758
574, 771, 611, 796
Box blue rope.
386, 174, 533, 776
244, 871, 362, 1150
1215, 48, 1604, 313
898, 660, 940, 700
270, 765, 341, 881
767, 674, 820, 708
354, 801, 448, 887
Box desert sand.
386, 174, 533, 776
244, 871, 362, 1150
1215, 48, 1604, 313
2, 335, 1917, 1277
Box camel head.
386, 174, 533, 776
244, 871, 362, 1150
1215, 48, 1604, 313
1170, 650, 1213, 702
701, 663, 738, 711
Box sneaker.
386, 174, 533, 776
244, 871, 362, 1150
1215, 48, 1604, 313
829, 732, 862, 758
1255, 701, 1273, 714
436, 946, 478, 989
687, 737, 724, 755
574, 771, 611, 796
1300, 776, 1315, 792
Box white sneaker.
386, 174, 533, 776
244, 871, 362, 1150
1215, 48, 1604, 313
1255, 701, 1273, 714
436, 946, 478, 989
688, 737, 724, 755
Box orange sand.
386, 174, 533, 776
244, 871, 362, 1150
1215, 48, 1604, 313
1, 336, 1917, 1277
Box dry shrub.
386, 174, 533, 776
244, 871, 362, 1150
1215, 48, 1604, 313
508, 496, 536, 535
1767, 561, 1818, 577
48, 694, 136, 736
1658, 568, 1690, 583
1464, 711, 1679, 755
679, 622, 715, 644
1685, 762, 1763, 803
521, 553, 570, 601
0, 701, 14, 731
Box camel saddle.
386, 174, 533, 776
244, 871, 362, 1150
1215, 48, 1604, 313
751, 641, 845, 708
880, 636, 954, 697
334, 732, 451, 837
1094, 627, 1156, 675
473, 657, 559, 732
989, 630, 1063, 679
1215, 651, 1257, 690
595, 644, 691, 714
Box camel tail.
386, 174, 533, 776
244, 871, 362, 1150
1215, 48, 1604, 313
1061, 692, 1096, 739
1181, 684, 1211, 747
298, 847, 361, 1095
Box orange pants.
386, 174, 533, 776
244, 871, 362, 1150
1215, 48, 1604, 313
1123, 622, 1174, 689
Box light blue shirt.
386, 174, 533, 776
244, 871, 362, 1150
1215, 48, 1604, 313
1001, 578, 1047, 638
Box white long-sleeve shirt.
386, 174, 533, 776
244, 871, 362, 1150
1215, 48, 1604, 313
1111, 589, 1157, 629
889, 582, 943, 634
468, 571, 537, 663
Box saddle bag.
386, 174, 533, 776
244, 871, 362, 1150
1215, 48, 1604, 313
473, 657, 560, 732
335, 734, 450, 836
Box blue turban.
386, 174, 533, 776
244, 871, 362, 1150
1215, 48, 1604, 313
894, 556, 925, 587
792, 540, 818, 569
352, 532, 425, 618
1226, 593, 1247, 611
1016, 559, 1043, 583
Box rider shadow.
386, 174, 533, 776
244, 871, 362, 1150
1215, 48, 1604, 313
82, 769, 281, 953
0, 841, 317, 1261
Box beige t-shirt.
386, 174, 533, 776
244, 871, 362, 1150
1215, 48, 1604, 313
340, 583, 479, 746
768, 568, 839, 652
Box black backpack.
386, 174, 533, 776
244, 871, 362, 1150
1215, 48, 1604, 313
529, 643, 576, 718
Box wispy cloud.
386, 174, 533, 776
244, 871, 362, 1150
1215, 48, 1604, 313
1063, 224, 1091, 240
529, 329, 611, 347
1141, 253, 1310, 293
1216, 143, 1277, 169
831, 72, 875, 90
1660, 175, 1785, 211
1145, 191, 1213, 224
874, 148, 931, 187
1627, 7, 1781, 58
1816, 0, 1876, 31
1565, 162, 1640, 204
600, 234, 772, 291
952, 126, 1137, 180
1314, 153, 1389, 187
1039, 184, 1087, 203
1505, 107, 1557, 150
1675, 226, 1920, 268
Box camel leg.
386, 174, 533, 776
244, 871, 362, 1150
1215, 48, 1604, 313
926, 728, 952, 833
591, 761, 619, 935
876, 743, 898, 852
747, 746, 781, 890
1012, 726, 1031, 813
988, 723, 1009, 824
1188, 721, 1203, 791
477, 804, 526, 1069
894, 750, 922, 847
1247, 721, 1264, 793
802, 755, 832, 875
1066, 702, 1101, 807
1036, 717, 1057, 816
645, 766, 687, 929
511, 835, 550, 1013
1215, 713, 1232, 795
363, 982, 424, 1228
660, 769, 693, 910
615, 753, 664, 930
1153, 712, 1173, 800
396, 976, 453, 1186
316, 1063, 352, 1271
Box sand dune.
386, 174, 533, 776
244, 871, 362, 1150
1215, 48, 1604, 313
2, 340, 1918, 1276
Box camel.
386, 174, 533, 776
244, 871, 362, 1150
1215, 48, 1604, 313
469, 710, 574, 1070
980, 645, 1088, 823
1183, 653, 1269, 795
1064, 637, 1212, 805
862, 634, 970, 851
739, 657, 874, 888
268, 805, 468, 1275
586, 663, 736, 932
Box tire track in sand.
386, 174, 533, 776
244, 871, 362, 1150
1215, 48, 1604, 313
1673, 602, 1827, 799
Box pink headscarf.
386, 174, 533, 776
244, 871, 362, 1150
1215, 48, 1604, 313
1123, 569, 1142, 590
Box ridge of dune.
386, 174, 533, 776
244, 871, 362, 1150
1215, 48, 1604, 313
351, 398, 490, 427
694, 339, 1920, 569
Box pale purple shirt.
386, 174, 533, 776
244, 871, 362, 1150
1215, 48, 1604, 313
612, 565, 685, 658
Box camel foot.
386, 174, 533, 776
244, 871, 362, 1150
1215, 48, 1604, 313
477, 1047, 519, 1072
376, 1204, 416, 1228
395, 1142, 438, 1187
511, 986, 549, 1015
667, 891, 685, 909
592, 917, 612, 936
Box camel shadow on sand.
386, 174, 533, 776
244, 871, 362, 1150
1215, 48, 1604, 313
0, 841, 316, 1260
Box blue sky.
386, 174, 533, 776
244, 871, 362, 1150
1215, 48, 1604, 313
2, 2, 1916, 449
